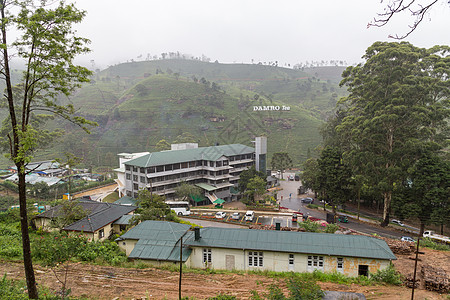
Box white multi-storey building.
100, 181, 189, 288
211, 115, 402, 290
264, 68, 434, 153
120, 143, 258, 203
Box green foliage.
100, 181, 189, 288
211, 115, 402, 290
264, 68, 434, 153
335, 42, 450, 226
0, 274, 87, 300
370, 263, 403, 285
0, 221, 23, 259
175, 183, 203, 203
244, 176, 267, 204
131, 190, 174, 224
0, 181, 19, 193
271, 153, 293, 178
250, 275, 324, 300
324, 223, 340, 233
298, 220, 320, 232
155, 139, 171, 151
50, 199, 88, 231
420, 237, 450, 251
238, 166, 266, 193
31, 232, 128, 266
317, 146, 352, 206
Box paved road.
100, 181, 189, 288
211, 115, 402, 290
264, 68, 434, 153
276, 172, 408, 239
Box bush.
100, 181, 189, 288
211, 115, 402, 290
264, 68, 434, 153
250, 275, 324, 300
324, 223, 339, 233
371, 264, 403, 285
420, 237, 450, 251
299, 220, 320, 232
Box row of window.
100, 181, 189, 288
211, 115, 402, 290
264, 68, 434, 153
202, 249, 345, 271
125, 158, 241, 174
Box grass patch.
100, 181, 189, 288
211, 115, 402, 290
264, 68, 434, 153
420, 237, 450, 251
102, 191, 120, 203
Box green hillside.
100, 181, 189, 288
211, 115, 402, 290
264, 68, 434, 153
0, 60, 347, 169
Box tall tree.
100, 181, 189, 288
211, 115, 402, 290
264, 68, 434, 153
271, 152, 293, 179
0, 1, 95, 297
238, 166, 266, 194
337, 42, 449, 226
317, 146, 353, 210
393, 154, 450, 235
130, 189, 173, 225
175, 182, 203, 205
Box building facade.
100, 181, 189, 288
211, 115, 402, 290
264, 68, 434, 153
120, 143, 257, 202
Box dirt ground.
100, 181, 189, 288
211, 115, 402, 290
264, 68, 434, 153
1, 248, 449, 300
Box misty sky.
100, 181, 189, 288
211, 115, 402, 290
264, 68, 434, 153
72, 0, 450, 69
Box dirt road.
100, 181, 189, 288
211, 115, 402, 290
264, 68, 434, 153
1, 251, 448, 300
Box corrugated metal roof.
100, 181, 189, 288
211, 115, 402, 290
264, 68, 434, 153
113, 214, 134, 225
195, 183, 218, 191
185, 227, 396, 260
125, 144, 254, 167
129, 235, 192, 262
120, 220, 191, 241
122, 221, 192, 261
114, 196, 137, 206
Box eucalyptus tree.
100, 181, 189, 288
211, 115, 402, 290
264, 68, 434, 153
0, 1, 95, 297
337, 42, 449, 227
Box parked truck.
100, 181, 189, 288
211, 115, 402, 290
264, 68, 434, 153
423, 231, 450, 244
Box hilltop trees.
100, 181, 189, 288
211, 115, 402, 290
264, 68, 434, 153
335, 42, 449, 226
0, 1, 95, 297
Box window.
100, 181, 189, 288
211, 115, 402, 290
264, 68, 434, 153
223, 161, 228, 166
307, 255, 324, 271
216, 161, 222, 167
140, 167, 146, 173
165, 164, 173, 171
140, 176, 146, 183
126, 173, 131, 180
120, 225, 127, 231
288, 254, 294, 270
133, 175, 138, 181
203, 248, 212, 264
358, 265, 369, 277
189, 161, 196, 168
148, 167, 155, 173
181, 162, 188, 169
248, 251, 263, 267
156, 165, 164, 172
337, 257, 344, 273
133, 183, 138, 190
209, 161, 214, 167
125, 165, 130, 171
98, 229, 104, 239
133, 166, 137, 172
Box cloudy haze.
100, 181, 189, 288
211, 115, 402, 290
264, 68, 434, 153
72, 0, 450, 69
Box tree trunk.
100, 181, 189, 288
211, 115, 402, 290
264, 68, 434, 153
18, 165, 38, 299
381, 191, 391, 227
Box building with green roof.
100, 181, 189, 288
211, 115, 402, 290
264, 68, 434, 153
117, 221, 396, 277
120, 143, 256, 203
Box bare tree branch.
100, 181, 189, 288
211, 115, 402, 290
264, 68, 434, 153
368, 0, 441, 39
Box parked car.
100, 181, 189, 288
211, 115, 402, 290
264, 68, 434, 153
391, 219, 405, 227
245, 210, 255, 221
288, 175, 294, 181
300, 197, 314, 204
401, 236, 415, 242
215, 212, 227, 219
231, 212, 240, 220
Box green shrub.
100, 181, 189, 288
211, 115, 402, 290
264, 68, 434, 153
370, 264, 403, 285
299, 220, 320, 232
250, 275, 324, 300
420, 237, 450, 251
324, 223, 339, 233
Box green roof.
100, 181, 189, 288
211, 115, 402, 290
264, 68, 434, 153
125, 144, 254, 167
185, 228, 396, 261
120, 221, 192, 262
213, 198, 225, 204
114, 196, 137, 206
195, 183, 218, 192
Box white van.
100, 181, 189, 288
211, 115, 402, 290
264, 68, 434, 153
245, 211, 255, 221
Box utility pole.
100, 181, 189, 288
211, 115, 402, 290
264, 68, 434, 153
179, 236, 183, 300
411, 238, 422, 300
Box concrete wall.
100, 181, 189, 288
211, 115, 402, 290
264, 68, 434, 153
189, 246, 390, 276
118, 239, 138, 256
